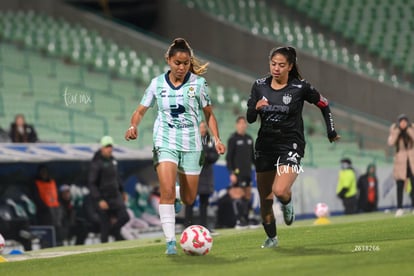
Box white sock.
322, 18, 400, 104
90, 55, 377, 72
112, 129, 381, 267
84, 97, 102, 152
175, 184, 181, 200
159, 204, 176, 242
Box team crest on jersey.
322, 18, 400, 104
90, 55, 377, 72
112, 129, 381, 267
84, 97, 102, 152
187, 87, 196, 98
283, 93, 292, 105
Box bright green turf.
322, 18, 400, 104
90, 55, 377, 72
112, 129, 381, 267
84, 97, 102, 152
0, 212, 413, 276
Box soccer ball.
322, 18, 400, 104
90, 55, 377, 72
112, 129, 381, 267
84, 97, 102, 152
0, 233, 5, 253
314, 202, 329, 218
179, 225, 213, 256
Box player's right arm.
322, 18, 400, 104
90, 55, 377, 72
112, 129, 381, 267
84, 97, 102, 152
247, 82, 268, 124
125, 104, 149, 141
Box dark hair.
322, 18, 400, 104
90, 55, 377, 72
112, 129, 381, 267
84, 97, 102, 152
36, 164, 51, 181
165, 38, 208, 75
14, 113, 26, 122
395, 114, 413, 151
269, 46, 302, 80
397, 114, 409, 124
166, 38, 193, 59
340, 158, 352, 165
236, 115, 247, 123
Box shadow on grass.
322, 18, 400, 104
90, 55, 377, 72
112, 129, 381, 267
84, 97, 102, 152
169, 254, 248, 265
275, 246, 351, 256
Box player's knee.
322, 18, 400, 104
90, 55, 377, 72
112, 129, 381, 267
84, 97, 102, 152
181, 195, 196, 205
160, 188, 175, 202
273, 186, 287, 199
273, 188, 285, 198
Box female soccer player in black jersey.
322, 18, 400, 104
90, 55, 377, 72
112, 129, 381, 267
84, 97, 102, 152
246, 46, 340, 248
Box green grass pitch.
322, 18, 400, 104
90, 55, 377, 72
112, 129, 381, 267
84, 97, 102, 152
0, 212, 413, 275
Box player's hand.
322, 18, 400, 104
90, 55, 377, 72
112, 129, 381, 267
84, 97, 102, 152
328, 131, 341, 143
99, 200, 109, 210
329, 135, 341, 143
125, 125, 137, 141
215, 141, 226, 155
256, 99, 268, 109
256, 96, 269, 110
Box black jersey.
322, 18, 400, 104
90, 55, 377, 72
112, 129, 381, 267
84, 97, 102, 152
246, 76, 336, 157
226, 132, 254, 178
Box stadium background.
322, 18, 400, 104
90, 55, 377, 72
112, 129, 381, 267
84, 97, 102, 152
0, 0, 413, 223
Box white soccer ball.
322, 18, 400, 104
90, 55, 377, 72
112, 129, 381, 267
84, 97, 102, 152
0, 233, 5, 253
179, 225, 213, 256
314, 202, 330, 218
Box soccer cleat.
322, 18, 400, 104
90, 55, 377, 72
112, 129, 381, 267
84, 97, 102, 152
174, 198, 183, 214
165, 240, 177, 255
235, 218, 248, 230
248, 218, 261, 229
261, 237, 278, 248
281, 201, 295, 226
395, 208, 404, 217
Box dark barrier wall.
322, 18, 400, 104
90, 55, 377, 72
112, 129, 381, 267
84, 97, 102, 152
0, 159, 157, 199
152, 0, 414, 123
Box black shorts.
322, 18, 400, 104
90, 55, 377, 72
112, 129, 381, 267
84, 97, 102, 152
255, 150, 302, 173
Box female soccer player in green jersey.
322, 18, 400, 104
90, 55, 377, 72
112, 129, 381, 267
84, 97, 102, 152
125, 38, 226, 255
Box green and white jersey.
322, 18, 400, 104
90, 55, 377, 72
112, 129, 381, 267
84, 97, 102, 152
140, 71, 211, 151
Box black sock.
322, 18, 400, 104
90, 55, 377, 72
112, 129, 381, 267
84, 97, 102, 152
280, 197, 291, 205
262, 221, 277, 239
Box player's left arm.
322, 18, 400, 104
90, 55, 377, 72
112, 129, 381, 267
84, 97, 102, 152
305, 83, 340, 143
203, 105, 226, 154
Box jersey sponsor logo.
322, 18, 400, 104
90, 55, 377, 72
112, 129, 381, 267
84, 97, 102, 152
262, 105, 289, 113
291, 84, 302, 88
282, 93, 292, 105
169, 104, 185, 118
160, 89, 184, 98
262, 104, 289, 123
167, 121, 195, 129
265, 114, 288, 123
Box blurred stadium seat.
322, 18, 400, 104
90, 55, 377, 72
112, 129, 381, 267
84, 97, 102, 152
179, 0, 413, 89
280, 0, 414, 82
